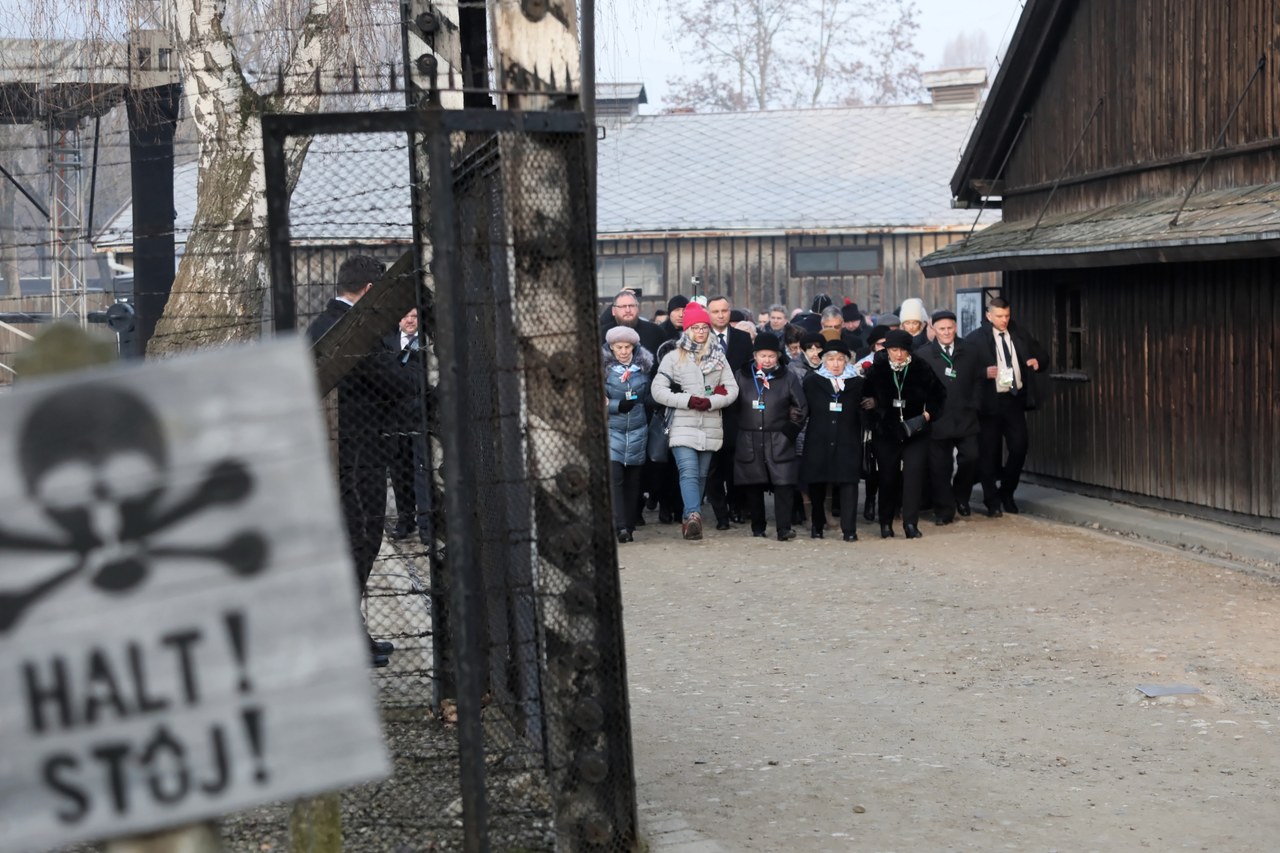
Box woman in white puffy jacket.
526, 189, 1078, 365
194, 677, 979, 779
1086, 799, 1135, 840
650, 302, 740, 541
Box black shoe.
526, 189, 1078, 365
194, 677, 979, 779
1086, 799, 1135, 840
370, 639, 395, 655
985, 505, 1003, 518
904, 523, 923, 539
390, 517, 414, 540
1001, 496, 1020, 514
634, 515, 646, 527
956, 502, 971, 517
371, 652, 391, 668
752, 529, 767, 538
658, 510, 675, 524
730, 510, 745, 524
934, 516, 953, 526
863, 501, 876, 522
843, 532, 858, 542
617, 529, 633, 543
880, 523, 894, 538
645, 496, 658, 511
716, 520, 732, 531
811, 527, 824, 539
777, 529, 796, 542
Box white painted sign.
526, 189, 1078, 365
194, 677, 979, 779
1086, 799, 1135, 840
0, 339, 390, 852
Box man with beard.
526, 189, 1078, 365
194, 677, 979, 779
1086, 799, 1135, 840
600, 288, 668, 355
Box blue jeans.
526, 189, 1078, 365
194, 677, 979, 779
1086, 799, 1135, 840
671, 446, 714, 519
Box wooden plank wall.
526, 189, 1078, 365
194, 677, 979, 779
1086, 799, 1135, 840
1002, 0, 1280, 221
598, 232, 999, 316
1011, 258, 1279, 520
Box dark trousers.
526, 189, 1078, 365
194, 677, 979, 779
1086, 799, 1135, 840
654, 459, 681, 519
928, 434, 979, 521
978, 395, 1029, 509
388, 432, 416, 523
872, 434, 930, 527
610, 461, 644, 531
744, 483, 794, 534
339, 437, 387, 643
707, 443, 739, 523
809, 482, 857, 536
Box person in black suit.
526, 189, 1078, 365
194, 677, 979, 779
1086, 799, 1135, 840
915, 310, 983, 525
864, 329, 947, 539
382, 307, 428, 542
963, 297, 1048, 516
306, 254, 398, 667
599, 289, 668, 356
705, 295, 754, 528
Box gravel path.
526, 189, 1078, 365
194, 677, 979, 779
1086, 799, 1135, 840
620, 511, 1280, 851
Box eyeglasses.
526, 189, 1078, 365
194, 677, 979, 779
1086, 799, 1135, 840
688, 323, 710, 332
614, 303, 639, 310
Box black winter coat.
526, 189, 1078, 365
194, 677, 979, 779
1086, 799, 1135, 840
963, 321, 1049, 413
732, 365, 807, 486
799, 370, 865, 484
864, 351, 947, 443
913, 339, 981, 440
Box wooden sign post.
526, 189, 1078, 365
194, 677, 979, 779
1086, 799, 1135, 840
0, 332, 389, 852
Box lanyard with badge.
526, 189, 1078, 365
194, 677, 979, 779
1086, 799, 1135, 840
752, 371, 768, 410
939, 347, 957, 379
617, 364, 639, 400
891, 364, 907, 415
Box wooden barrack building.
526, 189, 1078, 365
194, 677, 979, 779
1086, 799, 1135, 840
920, 0, 1280, 528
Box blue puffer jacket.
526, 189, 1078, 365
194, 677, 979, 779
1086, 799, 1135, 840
603, 343, 654, 465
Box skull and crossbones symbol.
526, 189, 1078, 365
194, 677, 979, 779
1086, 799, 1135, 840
0, 384, 268, 634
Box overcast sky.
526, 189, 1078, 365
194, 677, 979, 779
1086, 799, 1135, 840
595, 0, 1027, 112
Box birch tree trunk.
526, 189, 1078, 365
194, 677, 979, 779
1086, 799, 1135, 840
148, 0, 350, 354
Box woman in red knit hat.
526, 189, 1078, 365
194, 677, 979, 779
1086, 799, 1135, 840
650, 302, 740, 540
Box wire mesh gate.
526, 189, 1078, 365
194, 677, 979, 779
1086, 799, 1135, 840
262, 108, 636, 852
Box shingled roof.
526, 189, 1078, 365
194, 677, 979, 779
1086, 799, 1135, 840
596, 103, 983, 235
95, 101, 987, 250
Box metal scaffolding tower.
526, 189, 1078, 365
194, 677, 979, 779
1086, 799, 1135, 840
46, 120, 88, 323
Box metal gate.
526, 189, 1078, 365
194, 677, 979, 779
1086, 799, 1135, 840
262, 107, 636, 852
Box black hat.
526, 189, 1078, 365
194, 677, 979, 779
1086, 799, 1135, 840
864, 324, 890, 346
819, 338, 851, 357
883, 329, 915, 351
810, 293, 833, 313
841, 303, 861, 322
668, 294, 690, 311
799, 331, 825, 350
753, 332, 783, 354
730, 308, 748, 323
931, 309, 957, 324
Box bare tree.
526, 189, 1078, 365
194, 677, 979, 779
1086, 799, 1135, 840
666, 0, 923, 111
941, 30, 993, 70
0, 0, 395, 352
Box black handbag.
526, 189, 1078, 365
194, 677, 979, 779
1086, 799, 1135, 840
647, 406, 674, 463
898, 414, 928, 441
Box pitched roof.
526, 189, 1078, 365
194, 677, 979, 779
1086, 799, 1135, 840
94, 133, 414, 250
595, 103, 985, 234
95, 101, 988, 250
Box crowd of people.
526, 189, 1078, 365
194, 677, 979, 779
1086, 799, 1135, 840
601, 289, 1047, 544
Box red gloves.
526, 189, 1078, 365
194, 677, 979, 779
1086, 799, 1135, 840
688, 396, 712, 411
712, 384, 729, 396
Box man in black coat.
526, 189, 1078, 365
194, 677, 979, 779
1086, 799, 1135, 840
306, 254, 399, 667
705, 295, 754, 528
915, 310, 983, 525
381, 307, 428, 542
864, 329, 947, 539
963, 297, 1048, 516
599, 289, 668, 358
658, 294, 688, 342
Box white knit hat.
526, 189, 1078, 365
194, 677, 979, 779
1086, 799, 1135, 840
899, 298, 929, 324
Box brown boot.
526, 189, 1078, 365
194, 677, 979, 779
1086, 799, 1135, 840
682, 512, 703, 540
